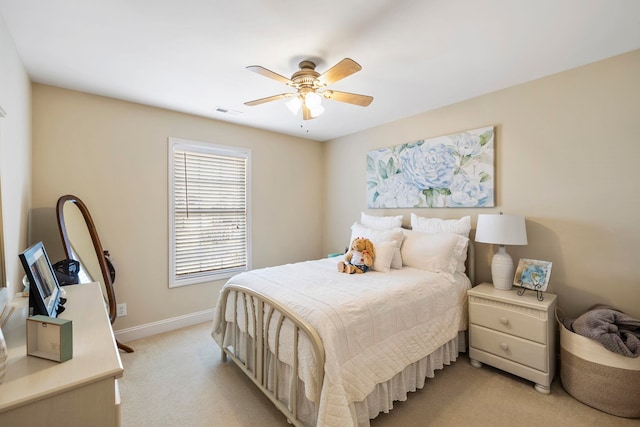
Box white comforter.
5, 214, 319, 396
211, 257, 471, 427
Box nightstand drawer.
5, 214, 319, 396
469, 299, 547, 344
470, 324, 547, 372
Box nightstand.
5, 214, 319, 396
468, 283, 557, 394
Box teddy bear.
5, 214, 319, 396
338, 237, 375, 274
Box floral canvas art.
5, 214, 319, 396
366, 126, 495, 208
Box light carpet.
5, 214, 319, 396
119, 322, 638, 426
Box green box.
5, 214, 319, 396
27, 315, 73, 362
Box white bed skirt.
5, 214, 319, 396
224, 326, 462, 427
352, 333, 460, 426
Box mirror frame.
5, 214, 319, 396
56, 194, 116, 321
0, 189, 5, 288
0, 106, 7, 288
56, 194, 133, 352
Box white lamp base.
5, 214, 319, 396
491, 246, 514, 290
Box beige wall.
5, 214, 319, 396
31, 86, 324, 330
27, 49, 640, 331
324, 49, 640, 319
0, 16, 32, 301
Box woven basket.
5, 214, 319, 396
557, 309, 640, 418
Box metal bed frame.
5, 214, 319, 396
217, 284, 325, 426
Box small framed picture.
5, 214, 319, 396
514, 259, 552, 292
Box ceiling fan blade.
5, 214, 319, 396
323, 90, 373, 107
244, 93, 291, 106
318, 58, 362, 85
246, 65, 293, 85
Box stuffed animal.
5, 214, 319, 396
338, 237, 375, 274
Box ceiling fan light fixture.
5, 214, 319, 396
304, 91, 322, 108
285, 96, 303, 115
309, 104, 325, 118
304, 91, 324, 118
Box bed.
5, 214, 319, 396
211, 214, 474, 427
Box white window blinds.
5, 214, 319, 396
169, 138, 250, 287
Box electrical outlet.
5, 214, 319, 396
117, 303, 127, 317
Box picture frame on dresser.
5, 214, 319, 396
514, 258, 552, 292
18, 241, 66, 318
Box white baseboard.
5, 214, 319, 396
114, 308, 215, 343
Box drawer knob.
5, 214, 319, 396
499, 317, 509, 325
500, 342, 509, 351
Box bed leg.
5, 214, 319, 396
221, 348, 227, 362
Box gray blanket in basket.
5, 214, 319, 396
563, 304, 640, 358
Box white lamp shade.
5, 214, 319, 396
309, 104, 325, 118
285, 96, 302, 115
305, 92, 325, 118
304, 92, 322, 108
286, 92, 325, 118
475, 214, 528, 245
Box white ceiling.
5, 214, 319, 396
1, 1, 639, 142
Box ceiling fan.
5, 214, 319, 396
244, 58, 373, 120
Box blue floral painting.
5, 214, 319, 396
366, 126, 495, 208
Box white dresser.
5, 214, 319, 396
0, 282, 123, 426
468, 283, 557, 394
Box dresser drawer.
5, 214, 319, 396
469, 299, 547, 344
470, 324, 547, 372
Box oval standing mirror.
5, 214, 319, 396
56, 194, 133, 353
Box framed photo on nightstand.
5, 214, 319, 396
514, 258, 552, 292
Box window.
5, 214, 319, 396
169, 137, 250, 287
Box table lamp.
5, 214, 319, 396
475, 213, 528, 290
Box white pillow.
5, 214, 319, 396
349, 222, 403, 273
360, 212, 403, 230
410, 214, 470, 272
369, 240, 399, 273
401, 229, 469, 280
410, 214, 471, 237
389, 247, 403, 270
359, 213, 404, 268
